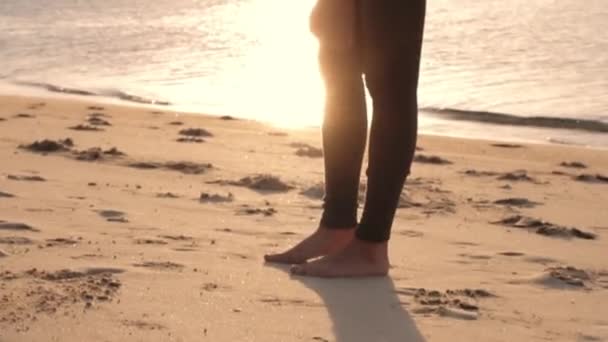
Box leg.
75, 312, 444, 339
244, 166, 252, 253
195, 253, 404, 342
320, 45, 367, 230
291, 0, 426, 277
357, 0, 426, 243
265, 43, 367, 264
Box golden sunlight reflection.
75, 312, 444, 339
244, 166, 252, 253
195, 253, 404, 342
227, 0, 324, 128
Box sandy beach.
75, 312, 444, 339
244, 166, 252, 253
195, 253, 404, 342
1, 94, 607, 341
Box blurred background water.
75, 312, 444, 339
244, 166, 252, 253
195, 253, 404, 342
1, 0, 607, 147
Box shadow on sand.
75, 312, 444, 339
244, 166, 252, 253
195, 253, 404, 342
269, 264, 426, 342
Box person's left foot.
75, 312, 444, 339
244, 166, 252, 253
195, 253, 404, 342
290, 238, 390, 278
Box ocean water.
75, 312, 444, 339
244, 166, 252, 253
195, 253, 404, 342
1, 0, 607, 147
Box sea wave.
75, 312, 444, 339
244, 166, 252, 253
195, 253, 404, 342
13, 81, 171, 106
422, 107, 608, 134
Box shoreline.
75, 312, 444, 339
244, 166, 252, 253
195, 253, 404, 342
1, 93, 608, 341
2, 84, 607, 150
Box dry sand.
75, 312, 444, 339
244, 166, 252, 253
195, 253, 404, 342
1, 94, 607, 341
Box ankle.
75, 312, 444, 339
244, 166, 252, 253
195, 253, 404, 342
317, 226, 356, 237
352, 238, 389, 263
318, 224, 356, 231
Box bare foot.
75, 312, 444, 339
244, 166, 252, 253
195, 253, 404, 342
264, 226, 355, 264
290, 238, 389, 278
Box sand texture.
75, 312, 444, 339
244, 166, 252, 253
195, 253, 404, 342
1, 94, 607, 341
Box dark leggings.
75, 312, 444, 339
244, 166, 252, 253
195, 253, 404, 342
318, 0, 426, 242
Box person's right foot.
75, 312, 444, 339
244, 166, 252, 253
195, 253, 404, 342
264, 226, 355, 264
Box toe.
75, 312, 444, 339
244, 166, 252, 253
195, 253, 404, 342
265, 252, 304, 264
264, 253, 285, 263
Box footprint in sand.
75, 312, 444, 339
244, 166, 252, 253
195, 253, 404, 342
312, 337, 330, 342
0, 221, 39, 232
300, 183, 324, 200
492, 215, 596, 240
524, 255, 558, 265
398, 230, 424, 238
158, 234, 194, 241
25, 208, 54, 213
578, 333, 604, 342
0, 267, 123, 324
87, 106, 105, 111
498, 251, 526, 257
288, 142, 323, 158
87, 116, 112, 126
459, 253, 493, 260
20, 138, 74, 154
396, 288, 495, 321
70, 253, 105, 260
97, 210, 129, 223
462, 169, 500, 177
497, 170, 539, 183
178, 127, 213, 138
295, 146, 323, 158
172, 246, 200, 252
176, 137, 205, 143
0, 236, 35, 245
259, 296, 322, 308
28, 102, 46, 109
413, 154, 453, 165
462, 169, 542, 184
207, 174, 294, 193
68, 124, 104, 132
0, 248, 9, 257
199, 192, 234, 203
397, 193, 424, 209
133, 261, 184, 271
133, 238, 168, 245
89, 112, 110, 118
128, 161, 213, 175
408, 197, 456, 215
37, 267, 125, 280
493, 197, 542, 208
574, 174, 608, 184
157, 192, 180, 199
7, 174, 46, 182
214, 227, 264, 237
224, 252, 251, 260
73, 147, 126, 162
399, 179, 454, 215
163, 161, 213, 174
44, 238, 79, 247
467, 198, 495, 210
14, 113, 36, 119
543, 267, 594, 288
201, 282, 230, 292
121, 320, 166, 331
236, 205, 277, 217
560, 161, 587, 169
0, 191, 15, 198
491, 143, 523, 148
510, 266, 608, 290
168, 121, 184, 126
451, 241, 481, 247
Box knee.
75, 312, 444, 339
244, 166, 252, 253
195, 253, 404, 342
366, 73, 418, 110
367, 58, 419, 94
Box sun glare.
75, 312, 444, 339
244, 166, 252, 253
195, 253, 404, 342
230, 0, 324, 128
